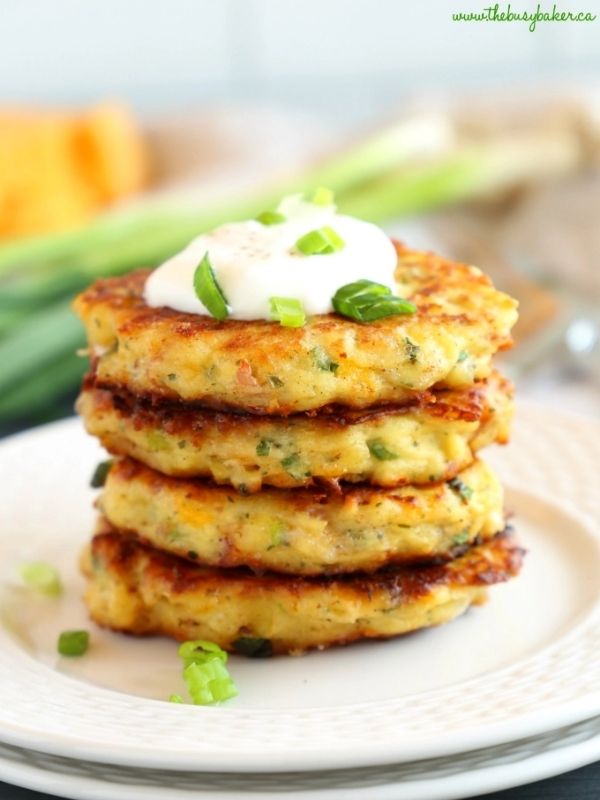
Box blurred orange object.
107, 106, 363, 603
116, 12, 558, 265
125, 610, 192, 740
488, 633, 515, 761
0, 101, 148, 239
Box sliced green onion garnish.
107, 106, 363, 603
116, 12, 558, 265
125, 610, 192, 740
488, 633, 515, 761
345, 296, 414, 322
193, 252, 230, 321
256, 210, 286, 225
332, 279, 416, 323
20, 561, 62, 597
90, 459, 113, 488
334, 278, 390, 306
367, 439, 399, 461
178, 639, 228, 667
183, 659, 238, 705
169, 694, 183, 703
57, 630, 89, 657
448, 478, 474, 503
269, 297, 306, 328
233, 637, 273, 658
185, 662, 237, 705
175, 639, 237, 705
295, 226, 345, 255
311, 187, 334, 206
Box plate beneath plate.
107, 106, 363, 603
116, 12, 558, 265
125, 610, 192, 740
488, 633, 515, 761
0, 714, 599, 800
0, 402, 599, 772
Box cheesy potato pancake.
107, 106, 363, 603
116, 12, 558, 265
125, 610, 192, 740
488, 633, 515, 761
83, 528, 523, 655
73, 243, 517, 414
99, 457, 504, 575
78, 371, 512, 491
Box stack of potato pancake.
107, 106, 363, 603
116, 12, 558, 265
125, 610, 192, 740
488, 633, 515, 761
74, 241, 522, 656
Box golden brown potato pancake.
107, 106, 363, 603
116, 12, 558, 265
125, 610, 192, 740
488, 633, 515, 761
73, 243, 518, 414
78, 371, 512, 491
83, 528, 523, 655
99, 457, 504, 575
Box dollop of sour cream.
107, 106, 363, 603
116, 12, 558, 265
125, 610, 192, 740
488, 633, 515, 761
144, 195, 397, 320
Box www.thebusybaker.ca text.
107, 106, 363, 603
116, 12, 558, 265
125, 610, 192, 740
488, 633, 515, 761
452, 3, 596, 31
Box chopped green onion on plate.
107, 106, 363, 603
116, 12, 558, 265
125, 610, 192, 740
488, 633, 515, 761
176, 639, 238, 705
20, 562, 62, 597
57, 630, 89, 657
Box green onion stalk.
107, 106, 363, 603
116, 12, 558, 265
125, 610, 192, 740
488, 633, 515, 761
0, 116, 581, 426
339, 135, 581, 221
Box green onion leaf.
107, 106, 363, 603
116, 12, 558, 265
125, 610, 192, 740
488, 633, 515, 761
367, 439, 399, 461
353, 295, 417, 322
256, 210, 286, 225
451, 531, 471, 547
90, 459, 113, 488
20, 561, 62, 597
332, 279, 416, 323
280, 453, 310, 481
457, 350, 468, 363
233, 637, 273, 658
193, 252, 230, 321
169, 694, 183, 703
333, 279, 391, 305
311, 187, 334, 206
404, 337, 420, 364
269, 297, 306, 328
447, 478, 474, 503
267, 521, 287, 551
57, 630, 89, 657
295, 226, 345, 255
310, 346, 339, 374
256, 439, 272, 457
281, 453, 300, 470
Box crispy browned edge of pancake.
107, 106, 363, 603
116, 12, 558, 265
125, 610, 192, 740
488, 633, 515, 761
85, 526, 524, 602
94, 489, 499, 574
81, 370, 514, 432
107, 453, 493, 515
82, 528, 523, 653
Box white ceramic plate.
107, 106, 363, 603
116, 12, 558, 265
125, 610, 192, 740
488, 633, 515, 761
0, 714, 599, 800
0, 402, 600, 773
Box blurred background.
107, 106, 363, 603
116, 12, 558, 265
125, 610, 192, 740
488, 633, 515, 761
1, 0, 599, 433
